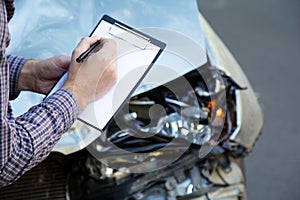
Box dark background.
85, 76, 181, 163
198, 0, 300, 199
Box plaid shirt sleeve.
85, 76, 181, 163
6, 54, 26, 100
0, 0, 79, 187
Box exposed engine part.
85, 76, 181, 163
125, 154, 246, 200
0, 64, 249, 200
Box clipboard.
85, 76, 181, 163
47, 15, 166, 131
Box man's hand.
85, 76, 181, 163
62, 36, 117, 112
18, 36, 117, 113
18, 55, 71, 94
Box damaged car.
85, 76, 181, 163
0, 0, 263, 200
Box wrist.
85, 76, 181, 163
62, 81, 88, 113
18, 59, 38, 91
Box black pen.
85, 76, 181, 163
76, 40, 101, 63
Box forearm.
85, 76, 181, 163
17, 59, 39, 92
7, 54, 46, 100
9, 55, 71, 97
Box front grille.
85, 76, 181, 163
0, 155, 67, 200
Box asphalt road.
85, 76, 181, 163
198, 0, 300, 199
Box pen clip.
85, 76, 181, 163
109, 22, 150, 50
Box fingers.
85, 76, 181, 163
55, 55, 71, 70
100, 38, 117, 52
72, 36, 99, 59
93, 38, 117, 65
71, 37, 116, 66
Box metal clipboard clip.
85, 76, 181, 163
109, 22, 150, 50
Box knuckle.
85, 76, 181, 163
81, 37, 90, 42
72, 48, 81, 56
